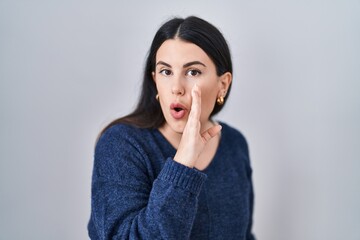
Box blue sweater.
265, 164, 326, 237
88, 122, 256, 239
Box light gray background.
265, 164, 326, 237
1, 0, 359, 239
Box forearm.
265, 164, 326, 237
89, 158, 207, 240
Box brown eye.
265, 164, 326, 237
159, 69, 172, 76
186, 69, 202, 77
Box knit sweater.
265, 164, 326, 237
88, 122, 256, 240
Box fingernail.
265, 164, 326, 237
193, 84, 200, 96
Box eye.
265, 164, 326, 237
186, 69, 202, 77
159, 69, 172, 76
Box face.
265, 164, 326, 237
152, 38, 231, 134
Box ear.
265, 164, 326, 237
152, 71, 156, 83
218, 72, 232, 97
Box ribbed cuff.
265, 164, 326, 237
158, 158, 207, 195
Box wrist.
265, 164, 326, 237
173, 154, 195, 168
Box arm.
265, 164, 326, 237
241, 134, 256, 240
246, 168, 256, 240
88, 129, 206, 240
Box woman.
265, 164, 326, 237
88, 16, 256, 240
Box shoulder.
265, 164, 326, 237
97, 123, 151, 149
220, 122, 248, 146
218, 121, 250, 159
94, 123, 154, 180
218, 121, 253, 174
95, 123, 154, 163
99, 123, 148, 141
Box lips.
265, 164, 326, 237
170, 103, 187, 119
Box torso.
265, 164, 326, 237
152, 123, 253, 239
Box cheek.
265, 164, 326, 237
199, 78, 219, 100
156, 80, 170, 99
155, 83, 167, 108
200, 86, 218, 115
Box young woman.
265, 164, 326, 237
88, 16, 256, 240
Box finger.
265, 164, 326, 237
201, 125, 222, 142
189, 84, 201, 123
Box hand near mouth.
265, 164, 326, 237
173, 84, 222, 168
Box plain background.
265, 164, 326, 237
1, 0, 359, 239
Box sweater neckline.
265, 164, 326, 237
152, 122, 226, 173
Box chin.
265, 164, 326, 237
161, 111, 190, 135
169, 121, 186, 134
164, 117, 187, 134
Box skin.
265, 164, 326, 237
152, 38, 232, 169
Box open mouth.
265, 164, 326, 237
170, 103, 187, 119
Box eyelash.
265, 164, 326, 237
159, 69, 172, 76
186, 69, 202, 77
158, 69, 202, 77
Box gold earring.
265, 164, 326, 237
155, 94, 159, 101
217, 96, 224, 105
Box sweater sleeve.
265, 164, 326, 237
241, 133, 256, 240
246, 166, 256, 240
88, 127, 207, 240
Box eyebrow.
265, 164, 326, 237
156, 61, 206, 68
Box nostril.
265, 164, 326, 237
172, 88, 184, 95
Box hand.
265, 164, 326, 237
173, 84, 222, 168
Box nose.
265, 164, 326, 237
171, 76, 185, 96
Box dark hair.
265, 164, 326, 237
101, 16, 233, 134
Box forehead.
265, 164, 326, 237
156, 39, 213, 66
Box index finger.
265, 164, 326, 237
189, 84, 201, 123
